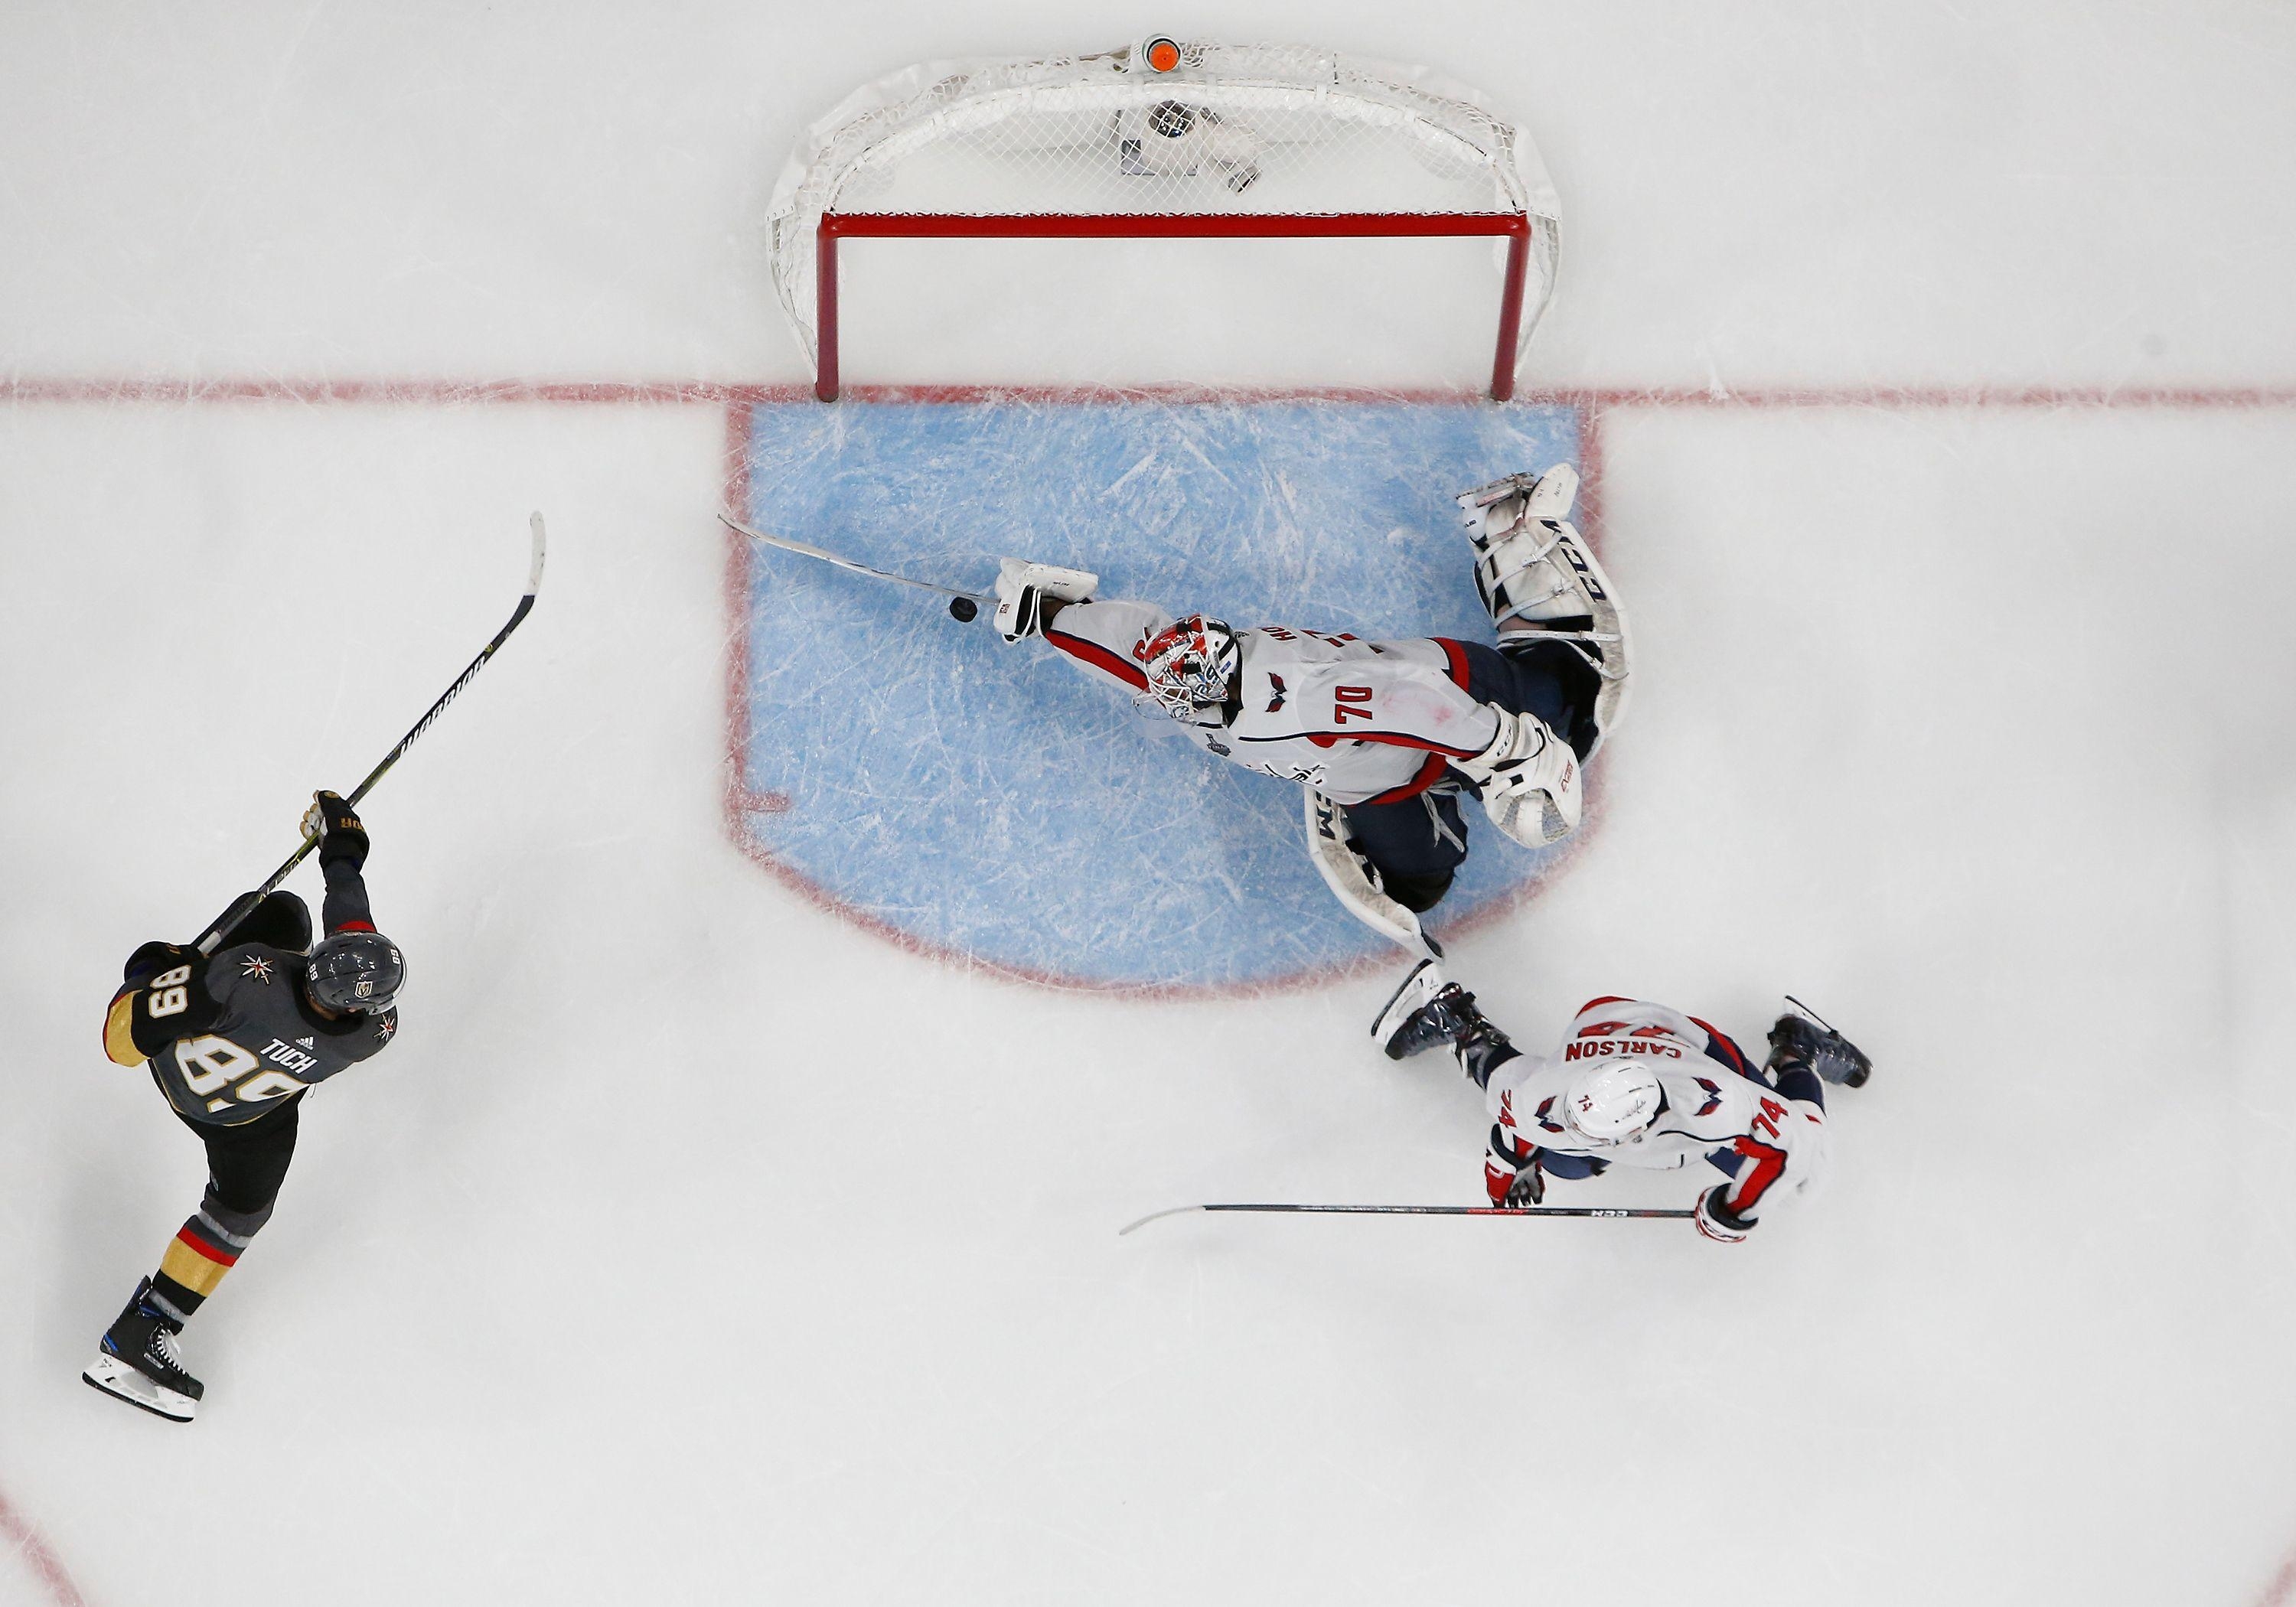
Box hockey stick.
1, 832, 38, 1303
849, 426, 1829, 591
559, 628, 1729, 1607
1120, 1201, 1697, 1235
191, 512, 549, 954
719, 513, 992, 621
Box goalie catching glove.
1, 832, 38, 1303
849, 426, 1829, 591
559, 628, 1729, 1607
993, 559, 1099, 643
1452, 706, 1580, 847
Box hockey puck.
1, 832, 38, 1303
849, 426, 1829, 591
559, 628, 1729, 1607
949, 596, 978, 622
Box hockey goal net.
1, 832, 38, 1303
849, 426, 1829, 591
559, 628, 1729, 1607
767, 40, 1562, 400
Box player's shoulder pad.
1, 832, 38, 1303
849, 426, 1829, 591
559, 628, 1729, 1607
107, 949, 221, 1064
122, 939, 190, 985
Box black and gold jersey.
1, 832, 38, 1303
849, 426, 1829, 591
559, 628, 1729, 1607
104, 942, 397, 1126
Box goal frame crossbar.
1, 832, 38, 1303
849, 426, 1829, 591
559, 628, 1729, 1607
812, 210, 1535, 403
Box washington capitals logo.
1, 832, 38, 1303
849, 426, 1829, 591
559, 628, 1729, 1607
240, 954, 276, 983
1693, 1077, 1723, 1118
1264, 672, 1287, 714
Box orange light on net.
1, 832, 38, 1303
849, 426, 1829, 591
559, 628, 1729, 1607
1144, 37, 1182, 72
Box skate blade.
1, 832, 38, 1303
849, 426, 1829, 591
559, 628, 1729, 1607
1368, 960, 1442, 1061
82, 1353, 197, 1422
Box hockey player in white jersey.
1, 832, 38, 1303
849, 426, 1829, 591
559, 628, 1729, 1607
1371, 965, 1873, 1242
990, 464, 1627, 922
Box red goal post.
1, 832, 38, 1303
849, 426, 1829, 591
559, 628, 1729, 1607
770, 41, 1561, 401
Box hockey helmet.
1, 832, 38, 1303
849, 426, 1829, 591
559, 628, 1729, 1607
1560, 1061, 1662, 1146
305, 931, 404, 1015
1142, 614, 1240, 726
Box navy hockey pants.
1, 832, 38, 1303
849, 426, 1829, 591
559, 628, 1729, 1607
1339, 638, 1599, 913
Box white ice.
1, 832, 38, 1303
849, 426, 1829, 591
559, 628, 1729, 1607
3, 5, 2295, 1605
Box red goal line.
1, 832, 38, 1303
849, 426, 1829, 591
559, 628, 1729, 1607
812, 209, 1537, 406
2, 377, 2292, 412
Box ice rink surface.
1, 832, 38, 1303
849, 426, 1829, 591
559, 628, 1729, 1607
4, 4, 2295, 1605
735, 399, 1583, 989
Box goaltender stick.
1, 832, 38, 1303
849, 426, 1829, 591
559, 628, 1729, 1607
990, 465, 1628, 934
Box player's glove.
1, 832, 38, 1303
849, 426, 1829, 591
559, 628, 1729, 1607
1768, 1010, 1872, 1088
992, 559, 1100, 643
1694, 1185, 1755, 1245
1502, 1161, 1546, 1208
1453, 706, 1580, 846
302, 790, 370, 869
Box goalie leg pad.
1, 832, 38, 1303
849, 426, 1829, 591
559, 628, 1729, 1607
1325, 789, 1475, 915
1303, 791, 1446, 953
1454, 464, 1632, 751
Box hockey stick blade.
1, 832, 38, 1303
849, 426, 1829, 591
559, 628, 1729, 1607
720, 513, 992, 612
1119, 1201, 1698, 1235
193, 512, 548, 954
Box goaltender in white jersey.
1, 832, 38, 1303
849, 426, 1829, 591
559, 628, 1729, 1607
1042, 609, 1496, 805
1371, 967, 1874, 1243
990, 464, 1629, 932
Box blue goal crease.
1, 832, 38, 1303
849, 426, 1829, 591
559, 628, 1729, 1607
736, 399, 1583, 990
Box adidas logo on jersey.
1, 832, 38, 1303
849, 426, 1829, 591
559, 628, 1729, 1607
296, 1037, 315, 1049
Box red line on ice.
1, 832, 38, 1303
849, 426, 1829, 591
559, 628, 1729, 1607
9, 375, 2296, 409
0, 1484, 90, 1607
2254, 1549, 2296, 1607
19, 367, 2296, 993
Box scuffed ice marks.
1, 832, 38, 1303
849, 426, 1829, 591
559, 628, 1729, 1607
735, 398, 1584, 989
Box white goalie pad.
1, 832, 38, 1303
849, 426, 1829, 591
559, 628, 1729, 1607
1303, 790, 1440, 960
1455, 465, 1632, 752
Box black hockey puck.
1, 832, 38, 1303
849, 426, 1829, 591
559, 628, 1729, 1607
949, 596, 978, 622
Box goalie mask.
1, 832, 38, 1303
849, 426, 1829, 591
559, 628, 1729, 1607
1142, 614, 1241, 727
1561, 1061, 1663, 1146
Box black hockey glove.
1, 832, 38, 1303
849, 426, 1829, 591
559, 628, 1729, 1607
1502, 1161, 1545, 1208
302, 790, 370, 870
1767, 1011, 1872, 1089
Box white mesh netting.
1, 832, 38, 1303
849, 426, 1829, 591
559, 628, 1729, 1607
766, 41, 1563, 384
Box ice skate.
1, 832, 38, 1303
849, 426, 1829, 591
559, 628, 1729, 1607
1372, 960, 1512, 1065
83, 1278, 203, 1423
